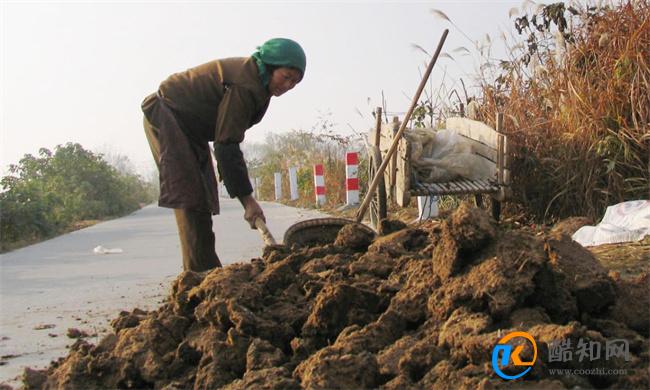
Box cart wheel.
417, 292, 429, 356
474, 194, 501, 221
368, 146, 387, 229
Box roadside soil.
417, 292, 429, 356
19, 202, 648, 389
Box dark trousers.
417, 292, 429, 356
143, 115, 222, 272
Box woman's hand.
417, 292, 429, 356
239, 195, 265, 229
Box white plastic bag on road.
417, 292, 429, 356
572, 200, 650, 247
93, 245, 124, 255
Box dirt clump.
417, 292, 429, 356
334, 222, 375, 250
349, 252, 395, 278
377, 219, 407, 236
545, 232, 617, 314
432, 201, 497, 280
110, 308, 149, 333
368, 228, 429, 257
65, 328, 90, 339
548, 216, 594, 238
294, 345, 380, 389
26, 205, 649, 389
605, 272, 650, 336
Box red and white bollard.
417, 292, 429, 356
313, 164, 326, 206
345, 152, 359, 205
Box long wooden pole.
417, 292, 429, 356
374, 107, 382, 148
356, 29, 449, 223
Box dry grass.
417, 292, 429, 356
590, 236, 650, 278
477, 1, 649, 223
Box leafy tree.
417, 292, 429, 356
1, 143, 156, 251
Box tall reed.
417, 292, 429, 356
477, 1, 649, 222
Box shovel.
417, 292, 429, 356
281, 30, 449, 247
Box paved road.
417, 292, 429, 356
0, 199, 329, 385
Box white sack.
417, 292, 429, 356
572, 200, 650, 247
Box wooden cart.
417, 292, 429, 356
367, 109, 511, 228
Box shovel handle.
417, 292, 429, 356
255, 218, 277, 245
355, 29, 449, 223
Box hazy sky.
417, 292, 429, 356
2, 0, 525, 176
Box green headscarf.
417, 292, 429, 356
252, 38, 306, 87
